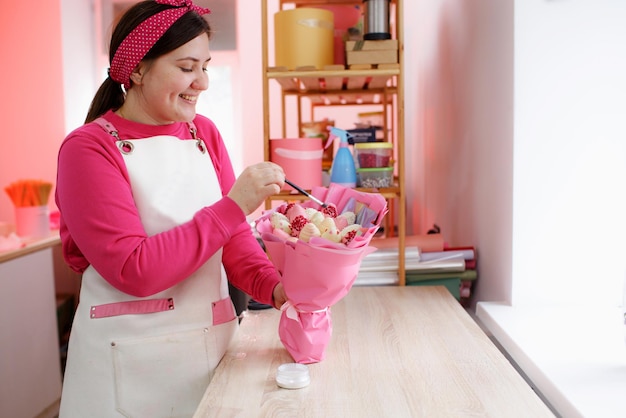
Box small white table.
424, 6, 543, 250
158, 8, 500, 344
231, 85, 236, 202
194, 286, 554, 417
0, 234, 63, 418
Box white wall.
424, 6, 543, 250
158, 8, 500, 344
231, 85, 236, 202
237, 1, 265, 171
61, 0, 100, 133
410, 0, 626, 309
475, 4, 626, 413
513, 0, 626, 307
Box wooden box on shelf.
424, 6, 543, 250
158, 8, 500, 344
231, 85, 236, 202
346, 40, 399, 66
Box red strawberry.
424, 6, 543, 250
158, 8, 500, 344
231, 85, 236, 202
277, 202, 294, 215
290, 215, 308, 237
321, 204, 338, 218
341, 229, 358, 245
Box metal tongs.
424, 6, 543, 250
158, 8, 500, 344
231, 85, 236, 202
284, 179, 328, 208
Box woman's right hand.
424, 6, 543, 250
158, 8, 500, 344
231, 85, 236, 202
228, 162, 285, 215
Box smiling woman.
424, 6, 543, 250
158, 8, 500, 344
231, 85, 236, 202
99, 1, 240, 169
115, 34, 212, 124
55, 1, 288, 416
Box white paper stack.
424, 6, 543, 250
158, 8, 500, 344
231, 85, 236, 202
359, 246, 421, 271
355, 246, 466, 286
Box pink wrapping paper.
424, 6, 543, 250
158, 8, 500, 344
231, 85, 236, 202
256, 184, 387, 363
278, 306, 332, 364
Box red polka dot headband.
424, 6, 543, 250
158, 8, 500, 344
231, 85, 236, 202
109, 0, 211, 89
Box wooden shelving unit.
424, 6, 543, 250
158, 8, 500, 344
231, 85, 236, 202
261, 0, 406, 285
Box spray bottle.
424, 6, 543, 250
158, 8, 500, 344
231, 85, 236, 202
327, 127, 357, 187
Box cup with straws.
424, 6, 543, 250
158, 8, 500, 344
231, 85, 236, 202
4, 179, 53, 239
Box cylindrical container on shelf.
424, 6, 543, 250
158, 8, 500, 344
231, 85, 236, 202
274, 8, 334, 70
363, 0, 391, 40
357, 167, 394, 188
270, 138, 323, 191
354, 142, 393, 169
14, 205, 50, 239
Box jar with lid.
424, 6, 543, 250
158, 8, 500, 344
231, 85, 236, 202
354, 142, 393, 169
363, 0, 391, 40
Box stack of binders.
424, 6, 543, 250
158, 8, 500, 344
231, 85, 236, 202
405, 246, 477, 304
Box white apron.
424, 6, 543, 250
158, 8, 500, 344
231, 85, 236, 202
59, 119, 238, 418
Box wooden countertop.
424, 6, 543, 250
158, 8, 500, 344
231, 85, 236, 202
0, 232, 60, 264
194, 286, 554, 417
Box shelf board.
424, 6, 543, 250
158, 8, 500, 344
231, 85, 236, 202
268, 186, 401, 202
267, 65, 399, 94
279, 0, 364, 6
279, 0, 397, 6
291, 89, 396, 106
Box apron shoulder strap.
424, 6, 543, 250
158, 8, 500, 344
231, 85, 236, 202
186, 120, 206, 153
187, 121, 198, 139
93, 117, 119, 139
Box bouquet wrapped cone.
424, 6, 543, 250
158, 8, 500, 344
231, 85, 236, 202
256, 184, 387, 363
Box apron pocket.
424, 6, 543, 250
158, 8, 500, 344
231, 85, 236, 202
111, 325, 227, 418
212, 296, 237, 326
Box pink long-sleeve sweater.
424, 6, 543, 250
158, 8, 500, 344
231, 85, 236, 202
55, 110, 279, 305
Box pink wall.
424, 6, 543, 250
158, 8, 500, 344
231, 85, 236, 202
0, 2, 66, 224
408, 0, 514, 307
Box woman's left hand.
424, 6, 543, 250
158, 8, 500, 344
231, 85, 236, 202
272, 282, 288, 309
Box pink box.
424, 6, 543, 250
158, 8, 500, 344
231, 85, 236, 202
270, 138, 323, 191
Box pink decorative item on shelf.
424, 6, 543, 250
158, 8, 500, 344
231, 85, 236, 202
255, 183, 387, 363
270, 138, 323, 191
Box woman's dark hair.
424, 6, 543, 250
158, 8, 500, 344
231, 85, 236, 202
85, 1, 211, 123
